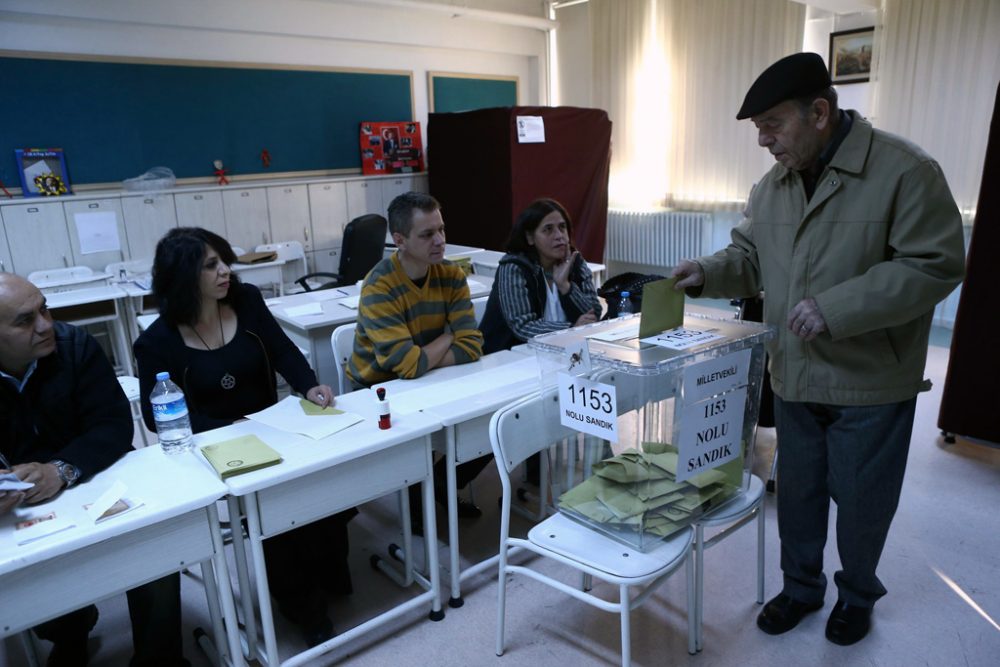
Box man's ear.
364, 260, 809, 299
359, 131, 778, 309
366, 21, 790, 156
391, 231, 406, 248
813, 98, 832, 130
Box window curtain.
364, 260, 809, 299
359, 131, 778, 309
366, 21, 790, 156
591, 0, 805, 210
872, 0, 1000, 217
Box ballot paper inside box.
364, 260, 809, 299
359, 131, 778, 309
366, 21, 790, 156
528, 312, 775, 552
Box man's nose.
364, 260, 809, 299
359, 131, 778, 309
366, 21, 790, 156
758, 131, 773, 147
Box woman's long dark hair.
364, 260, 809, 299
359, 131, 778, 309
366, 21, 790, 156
152, 227, 241, 326
504, 198, 573, 260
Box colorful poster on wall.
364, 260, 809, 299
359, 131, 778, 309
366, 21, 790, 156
14, 148, 72, 197
360, 121, 425, 175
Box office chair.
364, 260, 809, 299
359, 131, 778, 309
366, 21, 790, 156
295, 214, 387, 291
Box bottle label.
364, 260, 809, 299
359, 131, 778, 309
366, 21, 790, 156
152, 397, 189, 422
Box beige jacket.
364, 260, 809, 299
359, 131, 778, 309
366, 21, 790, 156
696, 112, 965, 405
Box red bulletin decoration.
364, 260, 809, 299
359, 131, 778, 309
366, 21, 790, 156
260, 149, 271, 168
359, 121, 425, 176
0, 180, 12, 198
213, 159, 230, 185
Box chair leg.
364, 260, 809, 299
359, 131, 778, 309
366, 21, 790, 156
619, 584, 631, 667
686, 552, 697, 655
756, 504, 765, 604
695, 524, 705, 652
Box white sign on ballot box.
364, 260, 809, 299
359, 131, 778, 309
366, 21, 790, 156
558, 372, 618, 442
676, 349, 751, 482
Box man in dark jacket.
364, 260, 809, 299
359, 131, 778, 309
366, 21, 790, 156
0, 272, 187, 666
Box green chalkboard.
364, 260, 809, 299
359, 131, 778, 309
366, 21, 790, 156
0, 54, 414, 186
429, 73, 518, 113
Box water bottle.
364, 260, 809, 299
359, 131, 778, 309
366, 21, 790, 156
617, 290, 634, 315
150, 371, 194, 454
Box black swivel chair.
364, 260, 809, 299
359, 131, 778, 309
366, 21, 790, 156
295, 213, 388, 291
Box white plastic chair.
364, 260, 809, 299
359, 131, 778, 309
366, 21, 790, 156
116, 375, 150, 447
105, 258, 153, 283
330, 322, 357, 395
691, 474, 766, 651
472, 295, 488, 326
491, 389, 696, 666
255, 240, 308, 294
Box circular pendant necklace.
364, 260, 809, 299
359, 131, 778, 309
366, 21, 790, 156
190, 301, 236, 390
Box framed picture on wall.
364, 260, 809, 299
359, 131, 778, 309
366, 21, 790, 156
14, 148, 72, 197
829, 27, 874, 84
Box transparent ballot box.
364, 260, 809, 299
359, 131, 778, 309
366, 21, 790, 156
529, 312, 775, 551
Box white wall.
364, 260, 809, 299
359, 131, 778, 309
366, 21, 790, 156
803, 7, 878, 118
552, 2, 592, 107
0, 0, 549, 134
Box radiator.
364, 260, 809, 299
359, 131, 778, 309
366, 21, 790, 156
606, 209, 711, 267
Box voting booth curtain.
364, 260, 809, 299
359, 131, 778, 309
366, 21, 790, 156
427, 106, 612, 263
938, 81, 1000, 445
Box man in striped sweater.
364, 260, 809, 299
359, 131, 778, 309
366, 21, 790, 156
347, 192, 486, 524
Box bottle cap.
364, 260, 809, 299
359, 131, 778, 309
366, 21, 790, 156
621, 291, 631, 298
156, 371, 170, 381
376, 387, 386, 400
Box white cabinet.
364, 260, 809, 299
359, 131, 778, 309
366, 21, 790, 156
1, 202, 74, 275
222, 188, 270, 252
307, 182, 349, 252
121, 194, 177, 260
62, 198, 128, 271
0, 224, 13, 275
266, 184, 311, 249
174, 191, 227, 239
409, 173, 429, 193
345, 179, 383, 220
380, 176, 413, 209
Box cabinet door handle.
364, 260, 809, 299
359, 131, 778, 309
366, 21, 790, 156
144, 198, 154, 204
303, 226, 309, 241
194, 195, 204, 201
62, 255, 68, 267
27, 207, 38, 213
89, 203, 99, 208
284, 188, 292, 193
241, 192, 249, 197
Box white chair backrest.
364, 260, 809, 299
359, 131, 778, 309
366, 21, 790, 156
490, 389, 576, 476
28, 266, 108, 291
472, 296, 488, 325
256, 240, 308, 288
330, 322, 358, 395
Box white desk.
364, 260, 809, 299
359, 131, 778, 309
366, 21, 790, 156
470, 249, 607, 286
268, 275, 495, 388
44, 284, 135, 376
0, 447, 243, 666
370, 349, 541, 606
199, 401, 444, 667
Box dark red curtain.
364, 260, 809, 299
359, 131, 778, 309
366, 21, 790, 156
938, 81, 1000, 444
428, 106, 611, 262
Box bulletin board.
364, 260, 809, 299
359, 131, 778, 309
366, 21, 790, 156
0, 52, 415, 187
428, 72, 519, 113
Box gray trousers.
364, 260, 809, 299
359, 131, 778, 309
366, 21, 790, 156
773, 396, 917, 608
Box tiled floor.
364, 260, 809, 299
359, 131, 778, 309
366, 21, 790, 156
5, 335, 997, 667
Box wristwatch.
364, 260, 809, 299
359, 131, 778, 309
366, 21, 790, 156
50, 459, 81, 488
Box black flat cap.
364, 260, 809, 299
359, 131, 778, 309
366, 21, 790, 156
736, 52, 832, 120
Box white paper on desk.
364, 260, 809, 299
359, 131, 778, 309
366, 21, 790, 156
85, 480, 129, 523
516, 115, 545, 143
246, 395, 364, 440
285, 302, 324, 318
0, 473, 34, 491
74, 211, 121, 255
338, 295, 360, 309
264, 297, 283, 306
14, 514, 76, 546
307, 290, 342, 302
380, 357, 540, 414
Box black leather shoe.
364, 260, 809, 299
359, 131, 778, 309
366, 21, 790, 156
825, 600, 872, 646
300, 615, 335, 648
756, 593, 823, 635
455, 498, 482, 518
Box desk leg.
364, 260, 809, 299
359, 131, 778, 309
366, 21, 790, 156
111, 301, 134, 376
244, 496, 280, 666
228, 495, 259, 661
206, 503, 246, 667
444, 426, 463, 608
423, 434, 444, 621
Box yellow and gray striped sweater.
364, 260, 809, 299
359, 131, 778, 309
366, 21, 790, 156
346, 253, 483, 387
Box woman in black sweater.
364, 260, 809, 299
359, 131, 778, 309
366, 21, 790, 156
134, 227, 350, 647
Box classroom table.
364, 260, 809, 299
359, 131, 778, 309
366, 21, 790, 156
198, 397, 444, 667
0, 446, 243, 667
268, 275, 495, 388
369, 348, 542, 606
44, 284, 135, 376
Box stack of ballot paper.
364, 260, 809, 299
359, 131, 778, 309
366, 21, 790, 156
558, 441, 742, 544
